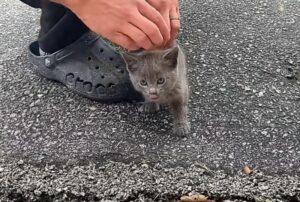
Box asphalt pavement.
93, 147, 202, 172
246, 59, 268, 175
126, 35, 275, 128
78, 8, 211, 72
0, 0, 300, 201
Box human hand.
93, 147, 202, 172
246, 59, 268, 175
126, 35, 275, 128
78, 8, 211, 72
145, 0, 181, 48
52, 0, 171, 50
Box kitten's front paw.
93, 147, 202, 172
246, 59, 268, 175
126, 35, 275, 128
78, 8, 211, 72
138, 102, 160, 113
173, 123, 190, 137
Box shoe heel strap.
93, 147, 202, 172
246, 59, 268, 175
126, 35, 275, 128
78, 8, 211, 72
28, 32, 100, 69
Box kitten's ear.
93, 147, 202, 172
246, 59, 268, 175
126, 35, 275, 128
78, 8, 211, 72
121, 52, 139, 72
163, 46, 179, 68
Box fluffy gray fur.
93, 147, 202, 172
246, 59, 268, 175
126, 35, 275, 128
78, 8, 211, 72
122, 43, 190, 136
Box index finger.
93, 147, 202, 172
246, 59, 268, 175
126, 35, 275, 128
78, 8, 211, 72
138, 1, 171, 43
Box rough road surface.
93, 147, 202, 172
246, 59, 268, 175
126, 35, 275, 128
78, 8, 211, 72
0, 0, 299, 201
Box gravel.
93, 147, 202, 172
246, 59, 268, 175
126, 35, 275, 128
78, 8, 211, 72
0, 160, 299, 201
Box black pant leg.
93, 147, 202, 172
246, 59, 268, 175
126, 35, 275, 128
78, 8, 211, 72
21, 0, 89, 53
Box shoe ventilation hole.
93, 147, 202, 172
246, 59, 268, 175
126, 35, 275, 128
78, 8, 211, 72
100, 49, 104, 53
87, 56, 92, 61
95, 66, 99, 70
120, 70, 125, 74
109, 57, 114, 61
108, 83, 115, 88
115, 65, 119, 69
101, 75, 105, 79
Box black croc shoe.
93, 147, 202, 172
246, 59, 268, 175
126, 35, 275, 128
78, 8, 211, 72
28, 31, 143, 102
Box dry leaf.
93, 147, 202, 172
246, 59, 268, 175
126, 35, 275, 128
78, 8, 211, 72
180, 194, 208, 202
243, 166, 253, 175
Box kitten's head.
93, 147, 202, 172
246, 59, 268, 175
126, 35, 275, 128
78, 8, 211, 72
122, 46, 179, 102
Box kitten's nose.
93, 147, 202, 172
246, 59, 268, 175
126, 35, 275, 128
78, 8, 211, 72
149, 88, 157, 95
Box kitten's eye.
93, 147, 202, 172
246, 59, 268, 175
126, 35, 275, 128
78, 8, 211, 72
140, 80, 147, 86
157, 78, 165, 85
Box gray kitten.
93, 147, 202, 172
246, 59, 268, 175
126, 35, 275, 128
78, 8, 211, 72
122, 43, 190, 136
